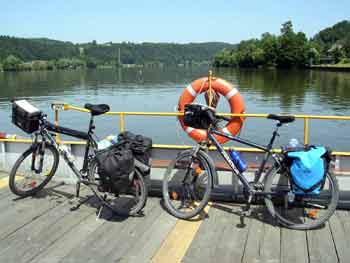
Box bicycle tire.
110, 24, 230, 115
88, 160, 147, 216
162, 149, 216, 220
9, 143, 59, 197
264, 166, 339, 230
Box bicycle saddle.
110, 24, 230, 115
84, 103, 110, 116
267, 114, 295, 123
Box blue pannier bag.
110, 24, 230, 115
287, 146, 329, 195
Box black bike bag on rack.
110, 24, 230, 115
95, 141, 135, 192
117, 131, 152, 175
12, 100, 42, 134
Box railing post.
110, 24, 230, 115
54, 108, 61, 143
304, 117, 309, 145
120, 113, 125, 132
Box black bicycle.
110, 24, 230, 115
162, 104, 339, 230
9, 100, 147, 216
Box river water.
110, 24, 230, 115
1, 67, 350, 150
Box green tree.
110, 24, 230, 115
276, 21, 309, 68
307, 46, 320, 65
331, 47, 345, 63
313, 20, 350, 54
260, 33, 278, 66
2, 55, 23, 71
343, 38, 350, 57
213, 48, 236, 67
55, 58, 71, 69
276, 21, 297, 67
85, 57, 98, 68
236, 39, 264, 67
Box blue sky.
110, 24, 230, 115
2, 0, 349, 44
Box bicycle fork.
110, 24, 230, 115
31, 135, 46, 174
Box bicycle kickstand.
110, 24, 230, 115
69, 181, 92, 211
241, 194, 253, 216
76, 181, 80, 197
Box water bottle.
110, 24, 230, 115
109, 135, 118, 145
97, 135, 117, 149
97, 139, 112, 150
228, 149, 247, 173
288, 138, 299, 148
287, 191, 295, 203
60, 145, 75, 162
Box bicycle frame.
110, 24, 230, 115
33, 115, 99, 183
207, 123, 283, 195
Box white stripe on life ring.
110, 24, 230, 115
186, 85, 197, 97
185, 127, 194, 134
221, 127, 232, 136
225, 88, 238, 100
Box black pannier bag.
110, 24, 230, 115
183, 103, 214, 129
95, 141, 135, 192
96, 131, 152, 193
117, 131, 152, 175
12, 100, 42, 134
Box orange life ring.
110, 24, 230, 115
178, 77, 245, 144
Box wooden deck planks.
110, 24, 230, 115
0, 175, 348, 263
182, 203, 250, 263
241, 213, 265, 263
29, 212, 106, 263
0, 183, 76, 240
0, 187, 95, 262
113, 206, 177, 262
307, 221, 339, 263
57, 198, 164, 263
329, 210, 350, 263
280, 208, 308, 263
209, 204, 251, 263
259, 211, 281, 263
0, 187, 95, 263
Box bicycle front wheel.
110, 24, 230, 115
9, 143, 59, 197
264, 166, 339, 230
162, 149, 215, 220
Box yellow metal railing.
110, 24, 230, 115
55, 103, 350, 156
2, 102, 350, 156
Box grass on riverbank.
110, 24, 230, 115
311, 63, 350, 69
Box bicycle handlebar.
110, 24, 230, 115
206, 110, 232, 129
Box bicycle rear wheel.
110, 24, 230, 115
9, 143, 59, 197
264, 166, 339, 230
88, 161, 147, 216
162, 149, 215, 220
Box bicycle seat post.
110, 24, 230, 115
88, 114, 95, 135
267, 122, 281, 151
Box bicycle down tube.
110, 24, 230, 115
207, 127, 279, 193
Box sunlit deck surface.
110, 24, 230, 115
0, 171, 350, 263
